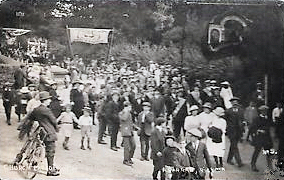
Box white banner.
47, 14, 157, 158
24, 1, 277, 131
3, 28, 31, 36
68, 28, 112, 44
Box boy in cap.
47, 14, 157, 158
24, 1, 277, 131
150, 117, 167, 180
162, 135, 178, 180
77, 107, 93, 150
186, 128, 213, 179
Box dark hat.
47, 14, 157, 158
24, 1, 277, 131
39, 91, 51, 101
142, 101, 151, 107
230, 97, 240, 102
72, 80, 83, 85
155, 117, 166, 126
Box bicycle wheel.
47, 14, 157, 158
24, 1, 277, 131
21, 145, 45, 179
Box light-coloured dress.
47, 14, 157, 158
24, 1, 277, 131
57, 112, 77, 137
184, 115, 200, 132
206, 116, 227, 157
198, 112, 215, 133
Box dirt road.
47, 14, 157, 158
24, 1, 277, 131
0, 99, 281, 180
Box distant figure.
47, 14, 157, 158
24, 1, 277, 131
14, 65, 26, 89
220, 81, 233, 109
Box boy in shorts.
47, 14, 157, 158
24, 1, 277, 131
78, 107, 93, 150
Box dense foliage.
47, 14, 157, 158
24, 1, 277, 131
0, 0, 284, 104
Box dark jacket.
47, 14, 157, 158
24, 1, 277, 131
162, 146, 178, 166
105, 100, 121, 124
172, 98, 188, 122
151, 95, 166, 118
119, 109, 135, 137
70, 88, 84, 118
25, 104, 59, 142
137, 111, 154, 136
249, 115, 273, 149
225, 105, 245, 141
150, 128, 166, 160
186, 141, 212, 178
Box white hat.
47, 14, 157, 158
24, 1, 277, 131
187, 128, 202, 138
213, 107, 225, 117
189, 105, 199, 112
20, 87, 30, 93
221, 81, 230, 85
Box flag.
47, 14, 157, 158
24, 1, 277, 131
68, 28, 112, 45
2, 28, 31, 36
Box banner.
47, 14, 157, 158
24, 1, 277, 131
2, 28, 31, 36
68, 28, 112, 44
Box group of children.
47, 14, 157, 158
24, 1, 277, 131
57, 105, 94, 150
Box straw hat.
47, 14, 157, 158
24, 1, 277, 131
189, 105, 199, 112
20, 87, 30, 93
187, 128, 202, 138
39, 91, 51, 101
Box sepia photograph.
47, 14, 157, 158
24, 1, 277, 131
0, 0, 284, 179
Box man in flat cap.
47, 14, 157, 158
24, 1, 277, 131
16, 91, 60, 176
119, 101, 139, 166
137, 101, 154, 161
225, 97, 244, 167
248, 105, 273, 172
150, 117, 167, 180
2, 82, 15, 125
185, 128, 213, 179
104, 90, 122, 151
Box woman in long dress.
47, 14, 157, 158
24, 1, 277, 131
207, 107, 227, 169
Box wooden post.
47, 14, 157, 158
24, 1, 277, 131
66, 25, 74, 58
265, 74, 268, 106
106, 29, 114, 62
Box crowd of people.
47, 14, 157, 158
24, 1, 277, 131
2, 58, 284, 179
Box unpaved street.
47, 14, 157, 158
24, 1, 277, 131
0, 99, 281, 180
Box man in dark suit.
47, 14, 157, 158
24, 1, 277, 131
119, 101, 139, 166
172, 87, 188, 139
150, 117, 167, 180
2, 82, 15, 125
185, 128, 213, 179
137, 101, 154, 161
105, 90, 122, 151
16, 91, 60, 176
14, 65, 26, 90
151, 87, 166, 118
225, 97, 244, 167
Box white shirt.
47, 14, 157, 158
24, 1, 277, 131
272, 107, 282, 122
184, 115, 200, 132
78, 115, 92, 126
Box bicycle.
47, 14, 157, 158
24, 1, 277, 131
13, 126, 47, 179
